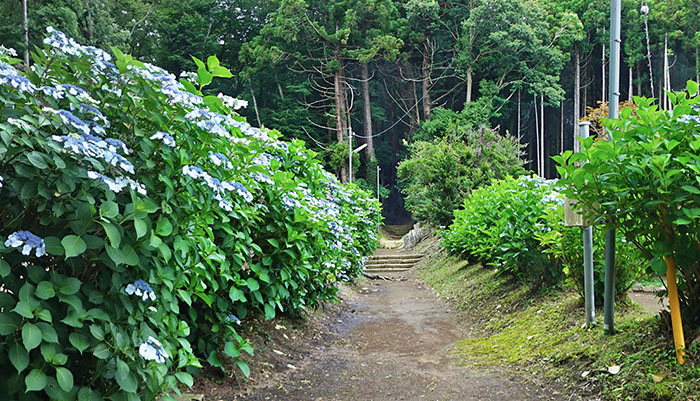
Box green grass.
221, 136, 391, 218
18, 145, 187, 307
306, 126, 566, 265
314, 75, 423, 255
414, 241, 700, 401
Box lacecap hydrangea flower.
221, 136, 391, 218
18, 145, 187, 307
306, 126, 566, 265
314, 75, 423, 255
150, 131, 176, 147
125, 279, 156, 301
138, 336, 168, 363
4, 230, 46, 257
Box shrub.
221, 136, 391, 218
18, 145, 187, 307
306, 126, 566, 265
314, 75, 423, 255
0, 30, 379, 400
442, 176, 564, 283
397, 126, 525, 226
536, 207, 645, 303
554, 82, 700, 329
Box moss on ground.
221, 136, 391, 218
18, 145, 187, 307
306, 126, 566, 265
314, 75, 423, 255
414, 239, 700, 401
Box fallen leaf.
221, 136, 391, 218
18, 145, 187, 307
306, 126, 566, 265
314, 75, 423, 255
608, 365, 621, 375
651, 374, 664, 383
287, 364, 297, 370
581, 370, 590, 378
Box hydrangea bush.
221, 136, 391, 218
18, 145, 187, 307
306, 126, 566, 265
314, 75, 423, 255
0, 29, 379, 400
442, 176, 565, 283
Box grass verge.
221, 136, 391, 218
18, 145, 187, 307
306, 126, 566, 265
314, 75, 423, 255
414, 236, 700, 401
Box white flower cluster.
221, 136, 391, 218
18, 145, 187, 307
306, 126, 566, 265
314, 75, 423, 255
138, 336, 169, 363
150, 131, 176, 147
87, 171, 147, 195
217, 92, 247, 110
182, 165, 253, 210
43, 27, 116, 75
209, 151, 233, 169
0, 45, 17, 57
53, 134, 134, 174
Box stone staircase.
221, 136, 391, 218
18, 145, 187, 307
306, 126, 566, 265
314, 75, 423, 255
364, 251, 424, 274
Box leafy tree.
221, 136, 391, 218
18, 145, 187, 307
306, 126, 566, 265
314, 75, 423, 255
397, 122, 525, 226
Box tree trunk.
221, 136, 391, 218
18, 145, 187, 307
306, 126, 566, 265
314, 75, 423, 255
602, 44, 606, 103
560, 99, 564, 155
277, 82, 285, 99
573, 45, 580, 150
517, 88, 521, 140
406, 62, 420, 125
334, 49, 348, 183
628, 66, 633, 101
421, 42, 432, 121
361, 62, 375, 162
695, 46, 700, 83
247, 77, 261, 128
466, 65, 473, 104
22, 0, 29, 65
86, 0, 94, 41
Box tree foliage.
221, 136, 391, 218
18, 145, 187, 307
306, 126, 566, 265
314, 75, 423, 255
397, 118, 525, 226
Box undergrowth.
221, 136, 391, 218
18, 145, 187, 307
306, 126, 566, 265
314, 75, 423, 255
414, 237, 700, 401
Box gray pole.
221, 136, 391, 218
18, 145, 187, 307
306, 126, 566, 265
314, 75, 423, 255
22, 0, 29, 66
604, 0, 622, 334
579, 122, 595, 327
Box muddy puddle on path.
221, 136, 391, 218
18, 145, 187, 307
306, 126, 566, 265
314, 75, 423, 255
235, 276, 559, 401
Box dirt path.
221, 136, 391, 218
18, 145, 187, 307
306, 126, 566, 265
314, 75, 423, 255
231, 254, 560, 400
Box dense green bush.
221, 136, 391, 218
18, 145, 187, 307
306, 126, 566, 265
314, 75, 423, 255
397, 126, 524, 226
554, 82, 700, 329
536, 207, 645, 303
442, 176, 563, 283
0, 29, 379, 400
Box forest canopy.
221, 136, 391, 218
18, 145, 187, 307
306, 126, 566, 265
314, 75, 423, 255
2, 0, 699, 221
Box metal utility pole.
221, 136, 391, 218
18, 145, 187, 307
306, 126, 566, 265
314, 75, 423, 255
604, 0, 621, 334
579, 122, 595, 327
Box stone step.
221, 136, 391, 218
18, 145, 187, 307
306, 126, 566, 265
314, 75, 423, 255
369, 254, 423, 260
365, 263, 417, 270
364, 268, 411, 273
365, 261, 418, 267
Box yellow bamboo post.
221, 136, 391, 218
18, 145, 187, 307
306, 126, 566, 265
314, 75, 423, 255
664, 254, 686, 365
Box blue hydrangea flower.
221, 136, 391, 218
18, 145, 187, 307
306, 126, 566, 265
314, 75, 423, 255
228, 182, 253, 202
0, 62, 38, 94
225, 314, 241, 325
214, 194, 234, 212
209, 152, 232, 169
125, 279, 156, 301
53, 135, 135, 174
252, 172, 273, 185
281, 195, 301, 210
678, 114, 700, 125
43, 27, 116, 75
4, 230, 46, 257
150, 131, 176, 147
87, 171, 146, 195
56, 83, 86, 97
138, 336, 168, 363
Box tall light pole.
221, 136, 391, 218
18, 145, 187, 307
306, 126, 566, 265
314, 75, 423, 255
603, 0, 621, 334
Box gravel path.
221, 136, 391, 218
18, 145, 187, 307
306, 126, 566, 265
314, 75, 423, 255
232, 257, 561, 401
